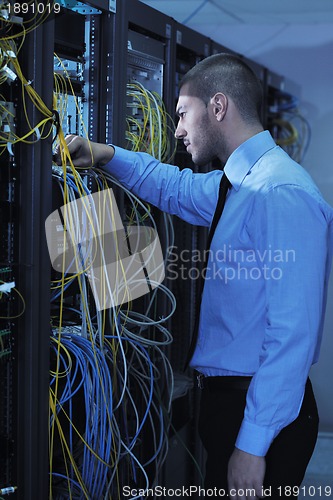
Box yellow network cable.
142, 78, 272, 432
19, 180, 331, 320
49, 341, 72, 379
125, 81, 177, 231
0, 282, 25, 319
50, 134, 135, 498
0, 1, 59, 41
49, 379, 116, 466
126, 81, 177, 163
0, 38, 55, 158
273, 118, 298, 147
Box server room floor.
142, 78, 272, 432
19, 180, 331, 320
301, 433, 333, 499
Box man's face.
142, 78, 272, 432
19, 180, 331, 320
175, 85, 220, 167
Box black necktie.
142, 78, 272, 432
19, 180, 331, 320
184, 173, 231, 368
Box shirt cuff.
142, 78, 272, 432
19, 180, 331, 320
235, 419, 278, 456
103, 145, 133, 174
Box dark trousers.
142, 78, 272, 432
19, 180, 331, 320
198, 378, 319, 499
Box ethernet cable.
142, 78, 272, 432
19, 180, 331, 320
49, 62, 177, 497
48, 171, 174, 496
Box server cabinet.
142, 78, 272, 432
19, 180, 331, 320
0, 6, 55, 499
264, 68, 285, 133
51, 1, 178, 496
127, 0, 175, 116
51, 2, 173, 498
174, 22, 210, 112
170, 22, 211, 372
124, 2, 182, 490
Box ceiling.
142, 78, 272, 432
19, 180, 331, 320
138, 0, 333, 87
139, 0, 333, 26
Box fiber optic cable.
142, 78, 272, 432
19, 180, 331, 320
49, 65, 176, 498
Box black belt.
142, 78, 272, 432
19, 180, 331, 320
197, 373, 252, 391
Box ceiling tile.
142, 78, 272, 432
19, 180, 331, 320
140, 0, 333, 25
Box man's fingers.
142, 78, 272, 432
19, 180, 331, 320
254, 482, 264, 498
64, 134, 77, 143
63, 134, 81, 158
53, 136, 113, 167
53, 135, 90, 167
228, 449, 266, 500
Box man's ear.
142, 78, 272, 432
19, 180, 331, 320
210, 92, 228, 122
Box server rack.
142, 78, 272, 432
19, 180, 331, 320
51, 8, 97, 497
265, 69, 306, 162
0, 6, 55, 498
264, 68, 285, 134
0, 30, 19, 493
16, 22, 55, 498
51, 3, 172, 498
0, 2, 116, 497
162, 20, 214, 491
171, 22, 212, 370
127, 0, 175, 115
50, 1, 178, 496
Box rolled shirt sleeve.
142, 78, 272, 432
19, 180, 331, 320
103, 145, 222, 227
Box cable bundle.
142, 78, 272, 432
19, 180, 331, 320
50, 63, 177, 496
49, 166, 176, 498
268, 90, 311, 163
49, 319, 173, 499
126, 81, 176, 164
0, 17, 177, 495
0, 37, 55, 157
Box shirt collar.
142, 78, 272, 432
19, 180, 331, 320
224, 131, 276, 192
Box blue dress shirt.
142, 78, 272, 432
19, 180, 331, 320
104, 131, 333, 456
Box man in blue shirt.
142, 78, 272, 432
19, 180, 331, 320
56, 53, 333, 498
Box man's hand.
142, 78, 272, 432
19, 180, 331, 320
228, 448, 266, 499
54, 135, 115, 168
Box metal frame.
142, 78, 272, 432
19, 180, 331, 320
127, 0, 176, 128
104, 0, 128, 147
16, 17, 54, 500
175, 21, 210, 58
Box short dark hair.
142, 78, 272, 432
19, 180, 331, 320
180, 53, 263, 125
